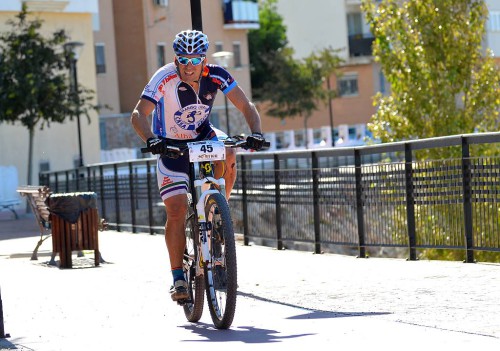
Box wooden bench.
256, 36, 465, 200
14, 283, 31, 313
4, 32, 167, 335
16, 186, 52, 261
17, 186, 107, 268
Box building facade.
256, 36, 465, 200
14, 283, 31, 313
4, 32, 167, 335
261, 0, 500, 151
95, 0, 259, 160
0, 0, 100, 201
0, 0, 259, 204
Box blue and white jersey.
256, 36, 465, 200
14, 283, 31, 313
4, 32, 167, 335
141, 62, 237, 140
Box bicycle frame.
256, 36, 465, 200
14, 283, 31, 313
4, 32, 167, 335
188, 158, 226, 276
142, 136, 267, 328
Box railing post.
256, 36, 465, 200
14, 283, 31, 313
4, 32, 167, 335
146, 161, 155, 235
99, 165, 106, 221
75, 168, 80, 192
87, 167, 92, 191
0, 286, 8, 339
461, 137, 474, 263
354, 149, 366, 258
405, 143, 417, 260
65, 170, 70, 192
274, 154, 283, 250
129, 163, 137, 233
241, 155, 250, 246
113, 164, 121, 232
312, 152, 321, 254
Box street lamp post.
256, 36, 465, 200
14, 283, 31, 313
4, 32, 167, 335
327, 77, 335, 147
64, 41, 85, 167
212, 51, 233, 136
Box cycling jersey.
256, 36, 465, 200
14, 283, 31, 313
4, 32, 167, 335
141, 62, 237, 141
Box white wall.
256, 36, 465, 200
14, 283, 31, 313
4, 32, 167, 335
486, 0, 500, 57
276, 0, 349, 60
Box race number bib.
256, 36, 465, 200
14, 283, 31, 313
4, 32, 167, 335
187, 140, 226, 162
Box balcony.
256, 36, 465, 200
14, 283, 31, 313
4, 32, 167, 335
348, 33, 374, 57
223, 0, 260, 30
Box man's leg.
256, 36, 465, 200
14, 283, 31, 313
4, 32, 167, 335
164, 193, 189, 300
215, 147, 237, 199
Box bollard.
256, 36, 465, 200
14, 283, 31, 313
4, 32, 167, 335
0, 286, 9, 338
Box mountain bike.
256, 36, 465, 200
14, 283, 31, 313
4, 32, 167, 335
142, 136, 269, 329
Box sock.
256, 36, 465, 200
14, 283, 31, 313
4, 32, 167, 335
171, 267, 184, 283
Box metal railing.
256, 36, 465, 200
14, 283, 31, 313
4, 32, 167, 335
40, 132, 500, 263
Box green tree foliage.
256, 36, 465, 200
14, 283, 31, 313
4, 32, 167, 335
362, 0, 500, 147
248, 0, 343, 140
248, 0, 288, 100
0, 4, 96, 185
360, 0, 500, 263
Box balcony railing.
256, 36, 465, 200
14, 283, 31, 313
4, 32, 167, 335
348, 34, 374, 57
223, 0, 260, 29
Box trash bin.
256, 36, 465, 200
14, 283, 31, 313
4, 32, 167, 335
45, 192, 100, 268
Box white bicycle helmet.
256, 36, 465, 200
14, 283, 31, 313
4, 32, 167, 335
173, 30, 209, 55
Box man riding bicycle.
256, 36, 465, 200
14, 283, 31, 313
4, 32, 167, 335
130, 30, 266, 302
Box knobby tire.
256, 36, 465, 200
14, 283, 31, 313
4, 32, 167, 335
183, 210, 205, 322
204, 193, 237, 329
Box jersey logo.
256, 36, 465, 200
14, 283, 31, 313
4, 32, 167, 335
158, 73, 177, 94
174, 104, 210, 131
211, 77, 223, 86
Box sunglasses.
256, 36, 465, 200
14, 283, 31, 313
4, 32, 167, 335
176, 56, 205, 66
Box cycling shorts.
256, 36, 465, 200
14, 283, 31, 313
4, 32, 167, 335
156, 127, 228, 201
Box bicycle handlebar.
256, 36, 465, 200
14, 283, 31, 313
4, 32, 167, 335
140, 136, 270, 155
223, 136, 271, 150
140, 145, 182, 154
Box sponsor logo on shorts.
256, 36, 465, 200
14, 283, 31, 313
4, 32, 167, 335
161, 177, 173, 187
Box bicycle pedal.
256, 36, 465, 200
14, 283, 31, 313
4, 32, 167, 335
176, 298, 191, 306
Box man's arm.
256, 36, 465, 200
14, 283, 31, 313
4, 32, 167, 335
226, 86, 262, 134
130, 98, 157, 142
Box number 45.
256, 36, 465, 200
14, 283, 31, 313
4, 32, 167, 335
200, 144, 213, 153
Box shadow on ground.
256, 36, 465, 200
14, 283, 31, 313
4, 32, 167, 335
182, 322, 314, 343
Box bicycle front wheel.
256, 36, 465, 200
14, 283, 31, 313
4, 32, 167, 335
183, 209, 205, 322
204, 193, 237, 329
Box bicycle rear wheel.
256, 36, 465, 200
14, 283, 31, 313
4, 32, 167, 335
204, 193, 237, 329
183, 209, 204, 322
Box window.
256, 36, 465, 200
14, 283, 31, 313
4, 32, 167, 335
339, 74, 359, 96
313, 129, 323, 144
379, 70, 386, 94
347, 13, 363, 36
153, 0, 168, 7
294, 130, 305, 147
490, 12, 500, 32
99, 120, 108, 150
39, 160, 50, 172
95, 44, 106, 74
214, 42, 223, 53
157, 43, 166, 68
232, 42, 242, 68
275, 132, 285, 149
348, 127, 357, 141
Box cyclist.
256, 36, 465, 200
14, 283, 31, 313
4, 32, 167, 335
130, 29, 266, 301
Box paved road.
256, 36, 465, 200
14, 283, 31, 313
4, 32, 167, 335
0, 217, 499, 350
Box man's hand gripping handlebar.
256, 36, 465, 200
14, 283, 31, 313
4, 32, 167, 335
224, 135, 271, 151
141, 137, 183, 158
